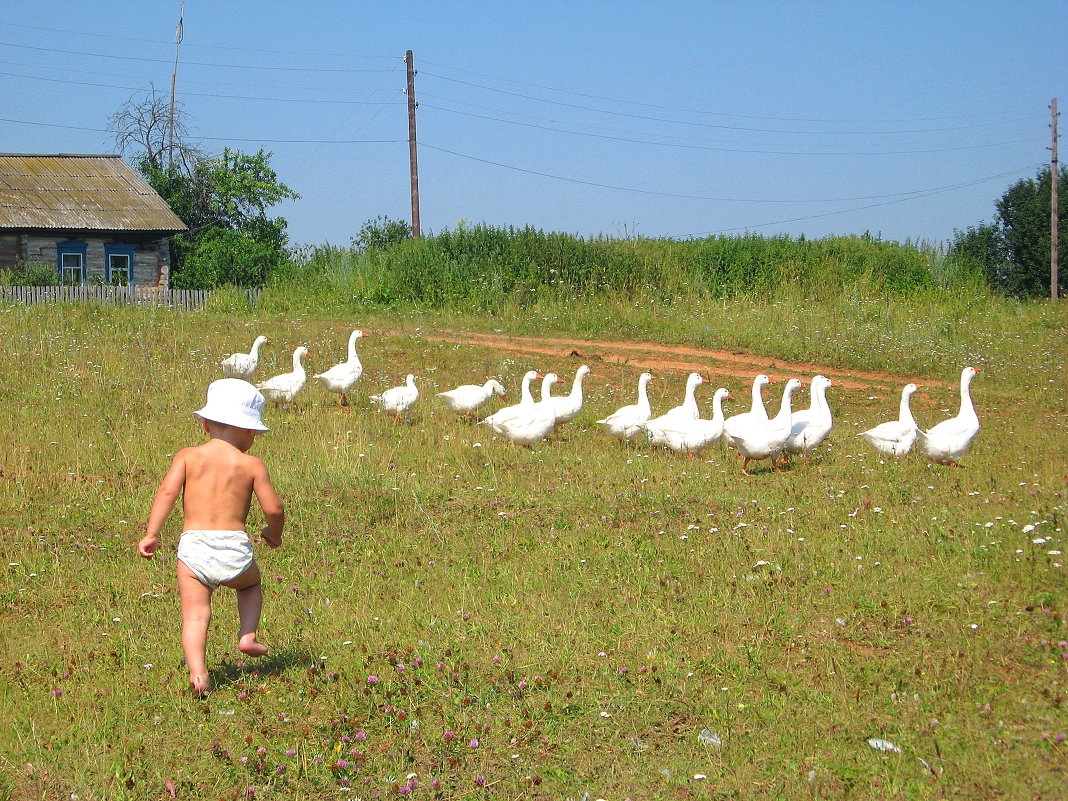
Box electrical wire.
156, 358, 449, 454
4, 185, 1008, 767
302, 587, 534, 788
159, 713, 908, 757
420, 141, 1041, 203
419, 103, 1042, 157
0, 70, 403, 105
0, 57, 402, 94
675, 164, 1045, 236
418, 58, 1036, 124
418, 71, 1037, 135
0, 115, 404, 144
0, 40, 396, 72
0, 21, 397, 60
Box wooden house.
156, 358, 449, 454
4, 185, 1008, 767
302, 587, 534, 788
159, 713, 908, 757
0, 154, 187, 289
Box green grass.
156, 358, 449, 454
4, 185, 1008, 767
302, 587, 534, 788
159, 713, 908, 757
0, 296, 1065, 800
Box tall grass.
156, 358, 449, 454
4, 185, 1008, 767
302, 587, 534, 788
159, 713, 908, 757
273, 225, 971, 315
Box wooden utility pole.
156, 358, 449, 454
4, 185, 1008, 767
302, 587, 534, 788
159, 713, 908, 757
405, 50, 421, 238
1051, 98, 1059, 299
168, 1, 184, 169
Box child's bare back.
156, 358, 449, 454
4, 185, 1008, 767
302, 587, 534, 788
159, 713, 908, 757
172, 439, 278, 535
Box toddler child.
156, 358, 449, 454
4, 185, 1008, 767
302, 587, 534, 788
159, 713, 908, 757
138, 378, 284, 694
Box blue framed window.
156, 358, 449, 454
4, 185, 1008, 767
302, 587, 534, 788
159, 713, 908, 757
105, 243, 135, 286
56, 242, 87, 285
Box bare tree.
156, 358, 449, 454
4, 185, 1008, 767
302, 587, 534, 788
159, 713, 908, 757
107, 87, 202, 174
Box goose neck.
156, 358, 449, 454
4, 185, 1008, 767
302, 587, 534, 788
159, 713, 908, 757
711, 392, 726, 423
959, 373, 977, 419
775, 386, 797, 421
750, 382, 765, 414
899, 390, 915, 425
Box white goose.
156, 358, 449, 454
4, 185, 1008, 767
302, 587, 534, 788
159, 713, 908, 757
596, 372, 653, 441
859, 383, 920, 457
643, 373, 709, 446
726, 378, 803, 475
438, 379, 506, 418
482, 371, 539, 431
784, 375, 835, 460
492, 373, 561, 447
644, 387, 732, 455
547, 365, 590, 425
220, 335, 268, 380
723, 374, 772, 442
370, 374, 419, 423
257, 346, 309, 407
917, 366, 981, 466
313, 329, 366, 408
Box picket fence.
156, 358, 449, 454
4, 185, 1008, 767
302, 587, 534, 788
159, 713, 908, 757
0, 285, 258, 310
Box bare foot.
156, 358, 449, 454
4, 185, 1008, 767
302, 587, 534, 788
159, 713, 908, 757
238, 633, 268, 657
190, 673, 211, 696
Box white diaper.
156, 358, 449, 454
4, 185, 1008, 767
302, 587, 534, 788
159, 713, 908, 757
177, 530, 254, 588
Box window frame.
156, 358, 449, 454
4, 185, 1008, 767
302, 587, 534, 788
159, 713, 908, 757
56, 242, 88, 286
105, 243, 136, 287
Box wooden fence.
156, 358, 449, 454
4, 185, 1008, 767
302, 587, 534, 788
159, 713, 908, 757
0, 285, 258, 310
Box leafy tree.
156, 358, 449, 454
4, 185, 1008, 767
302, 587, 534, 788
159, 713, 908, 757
352, 215, 412, 252
947, 222, 1009, 287
954, 166, 1066, 297
109, 93, 299, 288
994, 166, 1067, 297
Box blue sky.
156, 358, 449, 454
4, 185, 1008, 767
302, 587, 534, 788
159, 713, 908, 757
1, 2, 1063, 246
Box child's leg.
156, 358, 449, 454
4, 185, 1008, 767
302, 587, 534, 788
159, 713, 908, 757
176, 560, 213, 694
223, 559, 268, 657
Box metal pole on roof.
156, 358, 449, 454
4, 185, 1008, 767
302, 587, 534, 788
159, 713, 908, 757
168, 1, 184, 170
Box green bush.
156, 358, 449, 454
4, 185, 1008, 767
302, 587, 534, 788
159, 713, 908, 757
172, 226, 290, 289
1, 261, 59, 286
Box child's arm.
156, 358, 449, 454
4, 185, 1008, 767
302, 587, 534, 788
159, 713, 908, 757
138, 451, 187, 559
252, 458, 284, 548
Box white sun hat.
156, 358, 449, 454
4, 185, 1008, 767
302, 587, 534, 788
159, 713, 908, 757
194, 378, 270, 432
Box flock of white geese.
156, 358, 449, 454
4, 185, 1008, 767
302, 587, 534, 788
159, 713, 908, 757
220, 331, 981, 474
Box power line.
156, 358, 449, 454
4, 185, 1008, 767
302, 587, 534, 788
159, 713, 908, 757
0, 21, 397, 60
0, 115, 404, 144
420, 103, 1043, 157
677, 165, 1044, 237
0, 40, 396, 73
421, 141, 1039, 203
0, 57, 403, 94
419, 58, 1035, 124
0, 70, 404, 105
419, 71, 1038, 136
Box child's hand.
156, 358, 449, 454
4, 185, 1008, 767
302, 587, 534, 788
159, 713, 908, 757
137, 534, 160, 559
261, 526, 281, 548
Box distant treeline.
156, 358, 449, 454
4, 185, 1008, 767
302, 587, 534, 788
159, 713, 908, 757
271, 223, 977, 311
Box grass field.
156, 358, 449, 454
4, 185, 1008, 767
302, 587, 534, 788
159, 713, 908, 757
0, 296, 1065, 800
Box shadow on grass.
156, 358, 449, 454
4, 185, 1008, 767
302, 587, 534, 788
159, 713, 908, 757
209, 649, 312, 688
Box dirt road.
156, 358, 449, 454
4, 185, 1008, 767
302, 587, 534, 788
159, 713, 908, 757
412, 329, 934, 391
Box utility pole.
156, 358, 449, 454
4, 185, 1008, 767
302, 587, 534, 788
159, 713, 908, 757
168, 1, 184, 170
405, 50, 421, 238
1051, 98, 1059, 299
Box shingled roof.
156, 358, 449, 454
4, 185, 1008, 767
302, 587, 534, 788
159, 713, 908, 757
0, 154, 187, 232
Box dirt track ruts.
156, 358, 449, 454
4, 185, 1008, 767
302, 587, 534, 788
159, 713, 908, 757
400, 329, 942, 391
